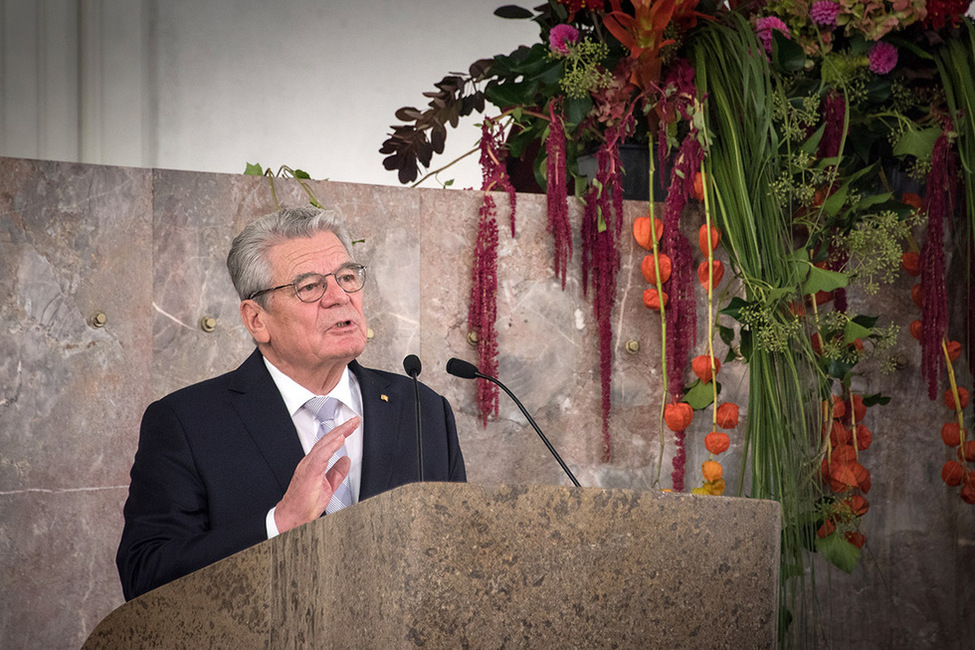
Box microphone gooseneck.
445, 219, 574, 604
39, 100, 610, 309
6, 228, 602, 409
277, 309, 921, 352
445, 357, 581, 487
403, 355, 424, 481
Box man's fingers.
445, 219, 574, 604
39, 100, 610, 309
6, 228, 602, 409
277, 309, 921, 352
325, 455, 351, 491
307, 416, 360, 466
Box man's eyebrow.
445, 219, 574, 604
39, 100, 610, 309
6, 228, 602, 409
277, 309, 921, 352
291, 262, 356, 283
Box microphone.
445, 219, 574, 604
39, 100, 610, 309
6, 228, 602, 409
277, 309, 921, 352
403, 355, 424, 481
445, 358, 581, 487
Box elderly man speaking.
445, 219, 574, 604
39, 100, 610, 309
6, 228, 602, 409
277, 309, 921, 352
116, 207, 466, 601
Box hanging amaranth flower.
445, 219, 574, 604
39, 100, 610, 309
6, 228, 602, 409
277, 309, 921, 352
920, 126, 958, 400
546, 99, 572, 289
468, 118, 517, 424
581, 127, 628, 462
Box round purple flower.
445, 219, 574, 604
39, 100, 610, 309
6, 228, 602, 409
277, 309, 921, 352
868, 41, 898, 75
810, 1, 841, 27
755, 17, 791, 55
549, 24, 580, 55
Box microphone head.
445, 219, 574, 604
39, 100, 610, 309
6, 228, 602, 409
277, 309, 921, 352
403, 354, 422, 378
445, 357, 480, 380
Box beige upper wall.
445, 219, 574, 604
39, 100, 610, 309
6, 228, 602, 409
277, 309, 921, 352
0, 0, 538, 188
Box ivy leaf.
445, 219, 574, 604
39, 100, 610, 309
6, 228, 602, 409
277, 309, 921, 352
771, 30, 806, 73
827, 357, 854, 381
843, 319, 872, 344
292, 169, 311, 180
244, 162, 263, 176
565, 96, 593, 127
739, 328, 753, 362
802, 265, 849, 295
863, 392, 891, 407
815, 532, 861, 573
851, 314, 878, 329
719, 296, 751, 322
485, 80, 539, 109
684, 379, 720, 409
723, 347, 737, 364
893, 126, 941, 160
718, 323, 735, 346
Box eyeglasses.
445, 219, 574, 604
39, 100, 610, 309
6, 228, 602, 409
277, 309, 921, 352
247, 263, 367, 303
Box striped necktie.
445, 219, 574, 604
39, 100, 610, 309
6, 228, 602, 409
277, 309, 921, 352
304, 396, 353, 513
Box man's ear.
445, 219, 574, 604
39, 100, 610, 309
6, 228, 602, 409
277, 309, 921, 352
240, 300, 271, 344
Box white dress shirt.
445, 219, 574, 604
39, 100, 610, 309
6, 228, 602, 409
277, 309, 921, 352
262, 358, 364, 538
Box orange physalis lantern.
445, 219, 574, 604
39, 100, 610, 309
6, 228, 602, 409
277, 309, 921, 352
701, 460, 723, 482
698, 224, 721, 256
697, 260, 724, 289
715, 402, 739, 429
704, 430, 730, 454
664, 402, 693, 432
633, 216, 663, 251
641, 253, 672, 284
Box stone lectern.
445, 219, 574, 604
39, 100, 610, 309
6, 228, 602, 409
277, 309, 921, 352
84, 483, 781, 648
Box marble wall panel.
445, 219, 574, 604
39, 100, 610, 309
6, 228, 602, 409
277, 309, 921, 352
2, 157, 973, 648
1, 158, 153, 648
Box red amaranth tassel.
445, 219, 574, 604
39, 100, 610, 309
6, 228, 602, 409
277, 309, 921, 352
920, 128, 957, 399
818, 90, 846, 160
546, 99, 572, 289
468, 195, 500, 425
581, 132, 626, 462
467, 119, 518, 424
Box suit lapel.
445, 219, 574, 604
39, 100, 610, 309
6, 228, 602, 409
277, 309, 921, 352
227, 349, 305, 493
351, 360, 414, 499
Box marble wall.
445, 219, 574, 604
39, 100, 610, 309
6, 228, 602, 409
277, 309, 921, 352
1, 157, 972, 648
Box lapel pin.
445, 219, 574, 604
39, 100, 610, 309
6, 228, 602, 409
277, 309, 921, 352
381, 394, 389, 402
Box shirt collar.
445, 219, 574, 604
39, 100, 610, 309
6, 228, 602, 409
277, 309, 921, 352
262, 356, 360, 417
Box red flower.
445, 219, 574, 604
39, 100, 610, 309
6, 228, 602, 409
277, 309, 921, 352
844, 494, 869, 517
697, 260, 724, 289
715, 402, 739, 429
945, 387, 970, 410
664, 402, 693, 431
958, 441, 975, 463
901, 251, 921, 276
641, 253, 672, 284
909, 319, 922, 341
942, 422, 961, 447
817, 519, 836, 538
845, 531, 866, 548
942, 461, 965, 486
698, 224, 721, 256
853, 423, 872, 451
946, 340, 962, 362
705, 430, 731, 454
643, 287, 669, 311
633, 215, 663, 250
692, 355, 720, 382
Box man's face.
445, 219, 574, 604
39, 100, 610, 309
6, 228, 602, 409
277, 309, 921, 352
244, 230, 368, 384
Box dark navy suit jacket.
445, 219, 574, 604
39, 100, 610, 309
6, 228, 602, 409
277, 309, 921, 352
116, 349, 466, 600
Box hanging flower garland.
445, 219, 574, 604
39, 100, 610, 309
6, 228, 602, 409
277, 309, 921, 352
469, 118, 517, 425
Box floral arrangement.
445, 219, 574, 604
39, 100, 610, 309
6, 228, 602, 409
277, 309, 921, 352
383, 1, 974, 640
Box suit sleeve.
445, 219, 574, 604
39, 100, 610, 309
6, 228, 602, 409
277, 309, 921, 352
116, 399, 269, 601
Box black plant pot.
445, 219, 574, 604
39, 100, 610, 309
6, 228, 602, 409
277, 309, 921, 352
577, 142, 666, 202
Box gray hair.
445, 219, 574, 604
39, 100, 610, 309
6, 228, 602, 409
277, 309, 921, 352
227, 206, 356, 306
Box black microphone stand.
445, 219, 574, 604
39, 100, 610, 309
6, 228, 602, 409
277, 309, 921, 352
447, 358, 580, 487
403, 355, 424, 482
